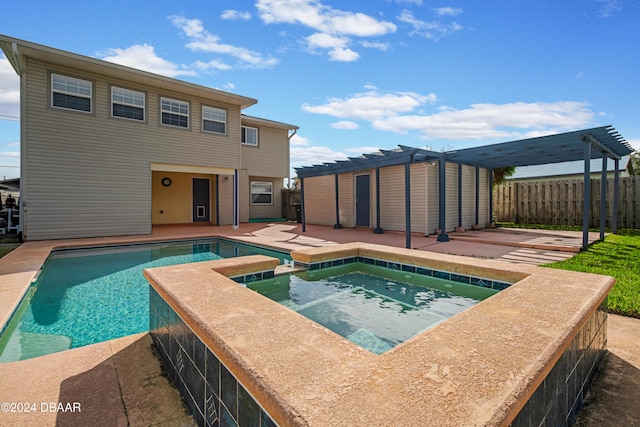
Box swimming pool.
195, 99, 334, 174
0, 238, 291, 362
247, 262, 497, 354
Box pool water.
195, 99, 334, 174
247, 263, 497, 354
0, 239, 291, 362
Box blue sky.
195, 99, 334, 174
0, 0, 638, 180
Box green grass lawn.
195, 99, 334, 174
542, 229, 640, 318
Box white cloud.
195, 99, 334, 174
303, 89, 597, 141
290, 142, 348, 169
303, 89, 437, 121
398, 9, 462, 40
627, 139, 640, 152
256, 0, 396, 61
330, 121, 359, 130
194, 59, 232, 71
221, 10, 252, 20
0, 150, 19, 158
434, 7, 463, 17
372, 101, 595, 140
0, 56, 20, 121
360, 41, 390, 51
97, 45, 197, 77
596, 0, 622, 17
170, 15, 279, 69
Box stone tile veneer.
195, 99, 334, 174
144, 244, 615, 426
150, 286, 277, 427
511, 299, 608, 427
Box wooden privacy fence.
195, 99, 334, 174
494, 177, 640, 228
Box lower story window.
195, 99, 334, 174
251, 181, 273, 205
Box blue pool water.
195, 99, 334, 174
247, 263, 497, 354
0, 239, 291, 362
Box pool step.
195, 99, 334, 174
347, 328, 393, 354
0, 331, 72, 362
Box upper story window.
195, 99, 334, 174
51, 73, 92, 112
202, 106, 226, 134
242, 126, 258, 146
161, 97, 189, 128
112, 87, 145, 121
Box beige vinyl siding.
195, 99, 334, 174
461, 165, 477, 228
218, 174, 235, 225
303, 175, 337, 226
479, 168, 490, 226
409, 163, 427, 234
22, 58, 243, 240
241, 126, 289, 178
445, 162, 458, 232
427, 162, 439, 234
339, 173, 354, 227
379, 166, 405, 231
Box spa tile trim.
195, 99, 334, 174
510, 299, 608, 427
294, 256, 513, 291
230, 269, 275, 284
149, 286, 278, 427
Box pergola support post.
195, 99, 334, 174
300, 177, 306, 232
373, 167, 383, 234
456, 164, 464, 232
405, 162, 411, 248
474, 166, 480, 228
582, 142, 591, 250
333, 174, 342, 229
233, 169, 239, 229
437, 158, 449, 242
600, 153, 607, 241
488, 169, 494, 227
613, 158, 620, 233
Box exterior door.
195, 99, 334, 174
192, 178, 210, 222
355, 174, 370, 227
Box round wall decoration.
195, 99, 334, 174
161, 177, 172, 187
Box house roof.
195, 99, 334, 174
509, 156, 632, 180
296, 126, 634, 178
241, 114, 299, 131
0, 34, 258, 109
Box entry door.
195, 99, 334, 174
192, 178, 210, 222
355, 174, 370, 227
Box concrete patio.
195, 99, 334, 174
0, 223, 636, 426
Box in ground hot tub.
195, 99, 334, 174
144, 242, 613, 426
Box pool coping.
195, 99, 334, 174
144, 242, 615, 426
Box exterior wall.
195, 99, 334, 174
19, 56, 292, 239
303, 175, 346, 227
479, 168, 490, 225
461, 165, 476, 227
241, 127, 290, 178
301, 161, 492, 235
151, 172, 219, 225
379, 165, 406, 231
445, 162, 458, 232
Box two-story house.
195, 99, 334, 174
0, 35, 297, 241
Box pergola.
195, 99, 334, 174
295, 126, 634, 250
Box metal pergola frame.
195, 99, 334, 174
295, 126, 634, 250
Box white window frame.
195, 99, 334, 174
51, 73, 92, 113
242, 126, 259, 146
250, 181, 273, 205
161, 97, 189, 128
202, 106, 227, 134
111, 86, 145, 121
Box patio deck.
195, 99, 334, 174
0, 223, 635, 426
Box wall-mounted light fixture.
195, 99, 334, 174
223, 176, 229, 182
